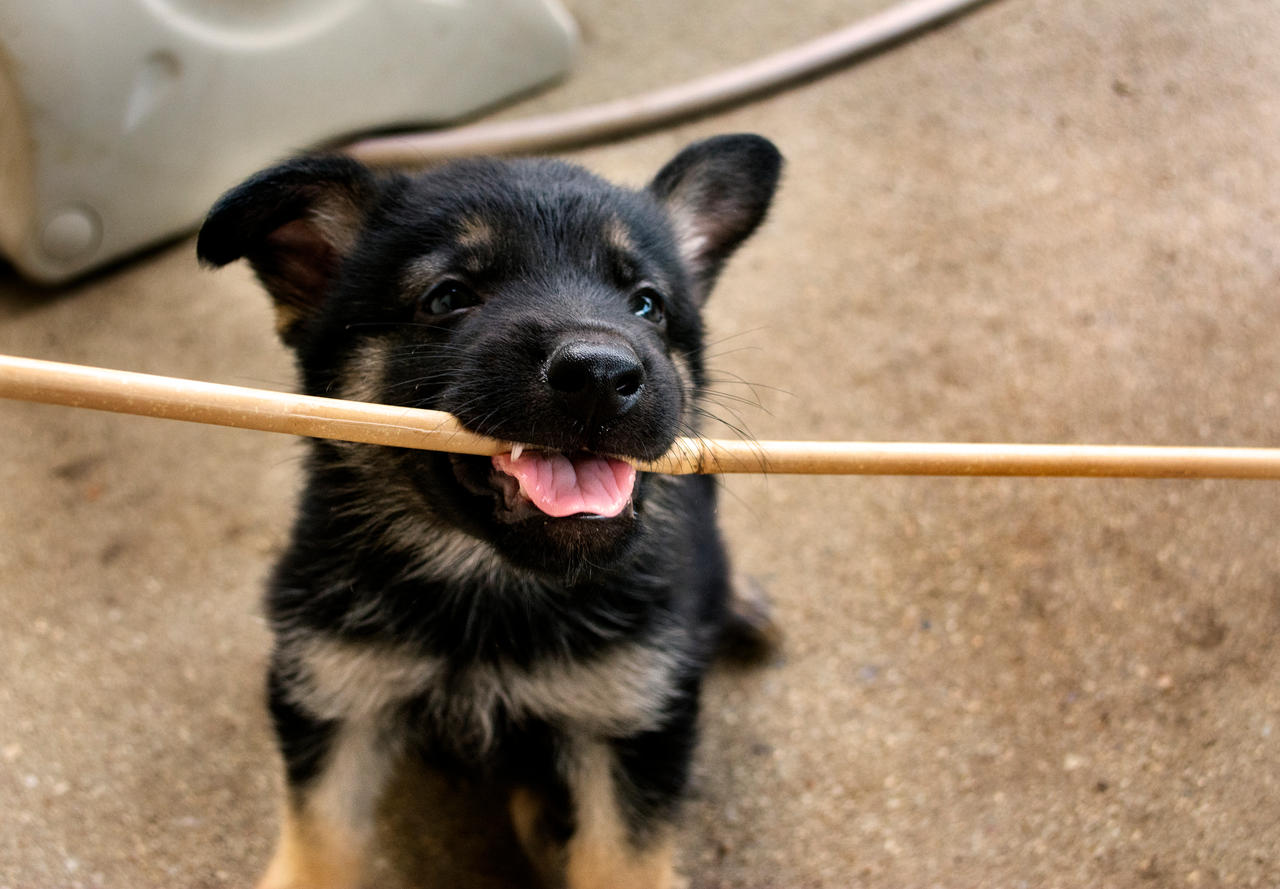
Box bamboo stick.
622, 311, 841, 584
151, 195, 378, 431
2, 354, 1278, 480
0, 354, 502, 457
633, 439, 1280, 479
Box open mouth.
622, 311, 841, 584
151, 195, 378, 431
490, 446, 637, 519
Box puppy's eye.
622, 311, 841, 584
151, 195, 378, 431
419, 280, 479, 317
629, 287, 665, 324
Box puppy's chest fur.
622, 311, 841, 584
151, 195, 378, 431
281, 629, 687, 755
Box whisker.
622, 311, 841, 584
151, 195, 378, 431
702, 344, 765, 362
703, 370, 794, 399
702, 388, 768, 413
689, 408, 759, 449
701, 326, 770, 350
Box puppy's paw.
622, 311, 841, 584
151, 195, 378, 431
716, 572, 783, 666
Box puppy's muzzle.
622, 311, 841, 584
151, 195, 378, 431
544, 338, 645, 425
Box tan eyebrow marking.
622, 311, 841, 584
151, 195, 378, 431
602, 217, 643, 283
456, 216, 498, 275
456, 217, 495, 249
604, 217, 635, 254
400, 254, 451, 295
461, 251, 488, 275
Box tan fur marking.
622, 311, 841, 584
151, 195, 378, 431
289, 636, 442, 723
257, 724, 392, 889
564, 741, 676, 889
307, 196, 365, 257
508, 787, 543, 860
509, 787, 563, 887
605, 217, 635, 255
257, 801, 366, 889
273, 303, 305, 338
456, 217, 495, 249
669, 347, 696, 429
336, 340, 389, 405
665, 197, 710, 269
287, 632, 684, 748
400, 254, 451, 295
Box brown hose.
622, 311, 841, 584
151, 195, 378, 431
344, 0, 995, 166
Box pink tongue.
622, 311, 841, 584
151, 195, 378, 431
492, 451, 636, 518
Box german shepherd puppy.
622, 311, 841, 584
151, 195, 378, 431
196, 134, 782, 889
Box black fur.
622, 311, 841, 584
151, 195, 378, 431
200, 135, 782, 886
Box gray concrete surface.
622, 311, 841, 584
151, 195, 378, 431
3, 1, 1279, 886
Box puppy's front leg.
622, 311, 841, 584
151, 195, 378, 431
562, 740, 678, 889
259, 678, 396, 889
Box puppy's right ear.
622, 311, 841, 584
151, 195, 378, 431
197, 156, 378, 345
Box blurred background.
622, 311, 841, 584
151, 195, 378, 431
2, 0, 1278, 886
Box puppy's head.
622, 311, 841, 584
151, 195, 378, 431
198, 136, 781, 574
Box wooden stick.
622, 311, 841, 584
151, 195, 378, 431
634, 439, 1280, 479
0, 354, 502, 457
2, 354, 1278, 479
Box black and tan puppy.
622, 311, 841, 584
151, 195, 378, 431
197, 134, 782, 889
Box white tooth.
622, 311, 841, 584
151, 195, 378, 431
511, 443, 524, 461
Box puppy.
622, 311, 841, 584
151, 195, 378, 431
197, 134, 782, 889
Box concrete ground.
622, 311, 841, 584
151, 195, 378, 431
3, 0, 1278, 886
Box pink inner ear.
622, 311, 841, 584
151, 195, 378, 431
266, 217, 328, 253
261, 218, 339, 308
669, 207, 712, 269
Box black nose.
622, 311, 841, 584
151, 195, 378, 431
545, 340, 645, 423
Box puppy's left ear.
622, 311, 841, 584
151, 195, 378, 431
648, 134, 782, 299
196, 155, 379, 346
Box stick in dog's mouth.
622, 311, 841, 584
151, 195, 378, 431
492, 447, 637, 518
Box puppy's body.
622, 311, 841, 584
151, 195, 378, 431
198, 136, 781, 889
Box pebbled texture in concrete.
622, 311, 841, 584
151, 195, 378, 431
2, 1, 1278, 886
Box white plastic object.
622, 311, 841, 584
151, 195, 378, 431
0, 0, 577, 284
